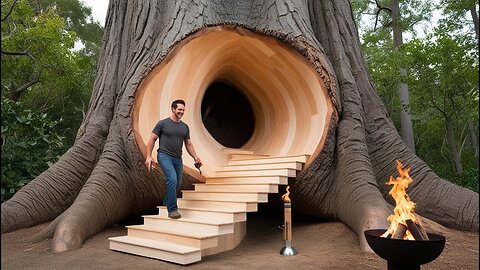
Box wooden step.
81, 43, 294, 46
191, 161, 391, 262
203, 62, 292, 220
221, 148, 270, 160
142, 215, 234, 235
126, 225, 218, 249
215, 168, 297, 178
206, 175, 288, 185
177, 198, 258, 212
158, 206, 246, 223
222, 148, 255, 155
181, 190, 268, 203
228, 154, 270, 159
228, 154, 309, 165
201, 222, 246, 257
110, 153, 310, 265
194, 183, 278, 193
222, 161, 303, 171
109, 236, 201, 265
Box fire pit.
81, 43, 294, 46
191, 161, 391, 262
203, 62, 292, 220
364, 160, 447, 270
365, 229, 445, 270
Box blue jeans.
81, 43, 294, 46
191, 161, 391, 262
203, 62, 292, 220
157, 152, 183, 212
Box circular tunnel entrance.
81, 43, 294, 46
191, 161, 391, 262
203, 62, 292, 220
201, 81, 255, 148
133, 27, 336, 177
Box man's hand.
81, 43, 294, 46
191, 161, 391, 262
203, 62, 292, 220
145, 156, 153, 171
194, 156, 202, 167
194, 157, 202, 175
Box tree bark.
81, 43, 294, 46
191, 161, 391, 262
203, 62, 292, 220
391, 0, 415, 153
465, 109, 479, 157
2, 0, 478, 255
445, 116, 464, 175
470, 6, 479, 41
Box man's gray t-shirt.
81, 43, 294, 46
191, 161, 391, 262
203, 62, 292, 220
152, 118, 190, 158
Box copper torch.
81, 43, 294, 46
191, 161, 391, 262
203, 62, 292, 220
280, 186, 298, 256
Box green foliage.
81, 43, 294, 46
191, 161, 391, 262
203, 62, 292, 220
1, 0, 102, 148
352, 0, 433, 38
1, 0, 104, 200
437, 0, 479, 34
353, 0, 434, 124
1, 97, 66, 202
37, 0, 104, 55
405, 28, 478, 118
361, 28, 402, 125
405, 26, 478, 185
353, 1, 479, 191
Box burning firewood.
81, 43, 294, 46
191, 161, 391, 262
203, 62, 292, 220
418, 223, 429, 240
406, 219, 429, 240
381, 160, 432, 241
391, 223, 408, 239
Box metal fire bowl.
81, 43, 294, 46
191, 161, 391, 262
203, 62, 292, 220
364, 229, 445, 266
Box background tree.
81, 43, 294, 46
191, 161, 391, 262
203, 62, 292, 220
353, 0, 433, 153
1, 0, 103, 143
406, 27, 479, 178
1, 0, 104, 201
353, 0, 478, 186
1, 0, 478, 255
436, 0, 479, 158
438, 0, 479, 40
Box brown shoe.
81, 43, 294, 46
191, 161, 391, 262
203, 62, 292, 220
168, 210, 181, 219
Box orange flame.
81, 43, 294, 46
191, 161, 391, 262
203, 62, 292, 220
381, 160, 418, 240
282, 186, 291, 203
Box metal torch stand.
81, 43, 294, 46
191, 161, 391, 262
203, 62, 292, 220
280, 202, 297, 256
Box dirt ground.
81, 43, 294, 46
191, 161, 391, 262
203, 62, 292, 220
1, 209, 478, 270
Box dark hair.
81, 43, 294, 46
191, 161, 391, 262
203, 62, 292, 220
171, 99, 185, 109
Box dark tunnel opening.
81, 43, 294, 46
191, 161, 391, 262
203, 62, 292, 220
201, 81, 255, 148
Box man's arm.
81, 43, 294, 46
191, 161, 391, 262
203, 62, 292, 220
184, 138, 201, 165
145, 133, 159, 171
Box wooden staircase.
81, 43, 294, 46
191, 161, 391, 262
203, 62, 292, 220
109, 151, 309, 265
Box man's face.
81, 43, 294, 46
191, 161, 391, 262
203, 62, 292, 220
172, 104, 185, 119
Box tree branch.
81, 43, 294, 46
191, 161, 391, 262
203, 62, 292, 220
1, 49, 35, 60
9, 76, 40, 101
373, 0, 392, 30
458, 123, 467, 157
429, 90, 446, 117
448, 95, 462, 117
1, 0, 19, 22
1, 21, 17, 41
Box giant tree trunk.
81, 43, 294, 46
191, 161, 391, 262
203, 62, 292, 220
2, 0, 478, 254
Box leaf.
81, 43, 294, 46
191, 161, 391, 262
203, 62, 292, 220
16, 116, 28, 124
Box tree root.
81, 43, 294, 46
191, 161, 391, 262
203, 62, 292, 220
1, 132, 105, 233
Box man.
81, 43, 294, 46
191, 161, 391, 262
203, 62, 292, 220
145, 99, 202, 219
